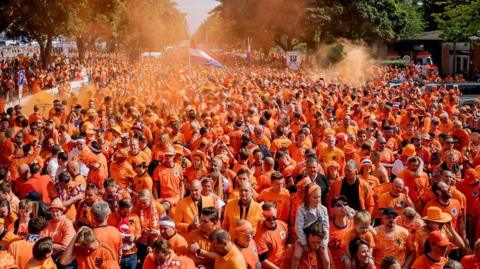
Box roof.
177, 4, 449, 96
402, 30, 443, 41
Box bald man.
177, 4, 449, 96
174, 180, 216, 236
223, 181, 264, 235
67, 161, 86, 187
14, 163, 30, 194
375, 178, 414, 219
256, 157, 275, 193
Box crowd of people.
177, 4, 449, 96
0, 51, 477, 269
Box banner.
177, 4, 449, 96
286, 51, 302, 71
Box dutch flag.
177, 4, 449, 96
189, 42, 223, 68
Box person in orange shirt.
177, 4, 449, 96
173, 180, 207, 237
91, 200, 123, 263
396, 156, 429, 205
257, 172, 291, 223
375, 178, 414, 220
152, 147, 184, 206
8, 217, 47, 269
256, 157, 274, 193
59, 226, 119, 269
184, 151, 208, 185
209, 228, 247, 269
107, 198, 141, 269
373, 207, 414, 268
254, 203, 288, 269
288, 129, 310, 163
158, 216, 189, 256
75, 183, 99, 228
232, 220, 261, 269
132, 160, 153, 196
423, 182, 465, 239
283, 222, 328, 269
142, 238, 195, 269
411, 231, 450, 269
55, 171, 83, 222
328, 196, 353, 269
109, 149, 136, 189
18, 163, 57, 205
223, 181, 264, 235
24, 237, 56, 269
329, 160, 375, 215
102, 178, 131, 213
319, 135, 345, 175
461, 239, 480, 269
135, 189, 166, 263
358, 159, 380, 189
187, 207, 219, 267
42, 199, 76, 259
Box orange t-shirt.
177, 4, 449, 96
25, 257, 56, 269
167, 233, 189, 256
373, 226, 413, 266
461, 254, 480, 269
42, 217, 76, 248
257, 188, 291, 223
328, 219, 353, 269
153, 164, 184, 205
254, 220, 289, 267
423, 199, 462, 231
236, 240, 261, 269
8, 239, 34, 269
411, 255, 447, 269
343, 229, 376, 250
75, 243, 117, 269
132, 172, 153, 194
282, 245, 318, 269
397, 169, 429, 204
142, 252, 195, 269
93, 226, 123, 262
109, 161, 136, 189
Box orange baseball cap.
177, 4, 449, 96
428, 231, 453, 247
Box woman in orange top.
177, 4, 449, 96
358, 159, 380, 189
42, 199, 76, 257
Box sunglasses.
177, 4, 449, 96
335, 202, 347, 208
265, 217, 277, 221
447, 141, 455, 144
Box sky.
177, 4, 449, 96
175, 0, 219, 34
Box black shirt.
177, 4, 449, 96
340, 178, 361, 210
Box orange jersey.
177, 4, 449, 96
93, 226, 123, 262
236, 240, 261, 269
8, 240, 34, 269
411, 255, 447, 269
142, 252, 195, 269
257, 188, 291, 223
328, 219, 353, 269
423, 199, 462, 231
109, 161, 136, 189
153, 164, 184, 205
132, 172, 153, 194
461, 254, 480, 269
373, 225, 413, 266
75, 243, 117, 269
254, 220, 288, 267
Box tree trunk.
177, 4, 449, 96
76, 35, 86, 60
38, 35, 53, 69
452, 41, 457, 76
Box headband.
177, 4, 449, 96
307, 184, 321, 195
159, 219, 175, 228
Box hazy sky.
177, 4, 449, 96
175, 0, 219, 34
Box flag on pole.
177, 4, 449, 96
246, 37, 252, 63
189, 42, 223, 68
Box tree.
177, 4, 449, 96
435, 0, 480, 41
1, 0, 78, 68
208, 0, 417, 51
118, 0, 188, 60
395, 0, 426, 38
73, 0, 124, 59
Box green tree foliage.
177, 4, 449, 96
435, 0, 480, 41
74, 0, 124, 59
1, 0, 78, 68
395, 1, 426, 38
118, 0, 188, 60
207, 0, 422, 50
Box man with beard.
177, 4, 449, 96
373, 207, 414, 268
411, 231, 451, 269
423, 181, 466, 240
